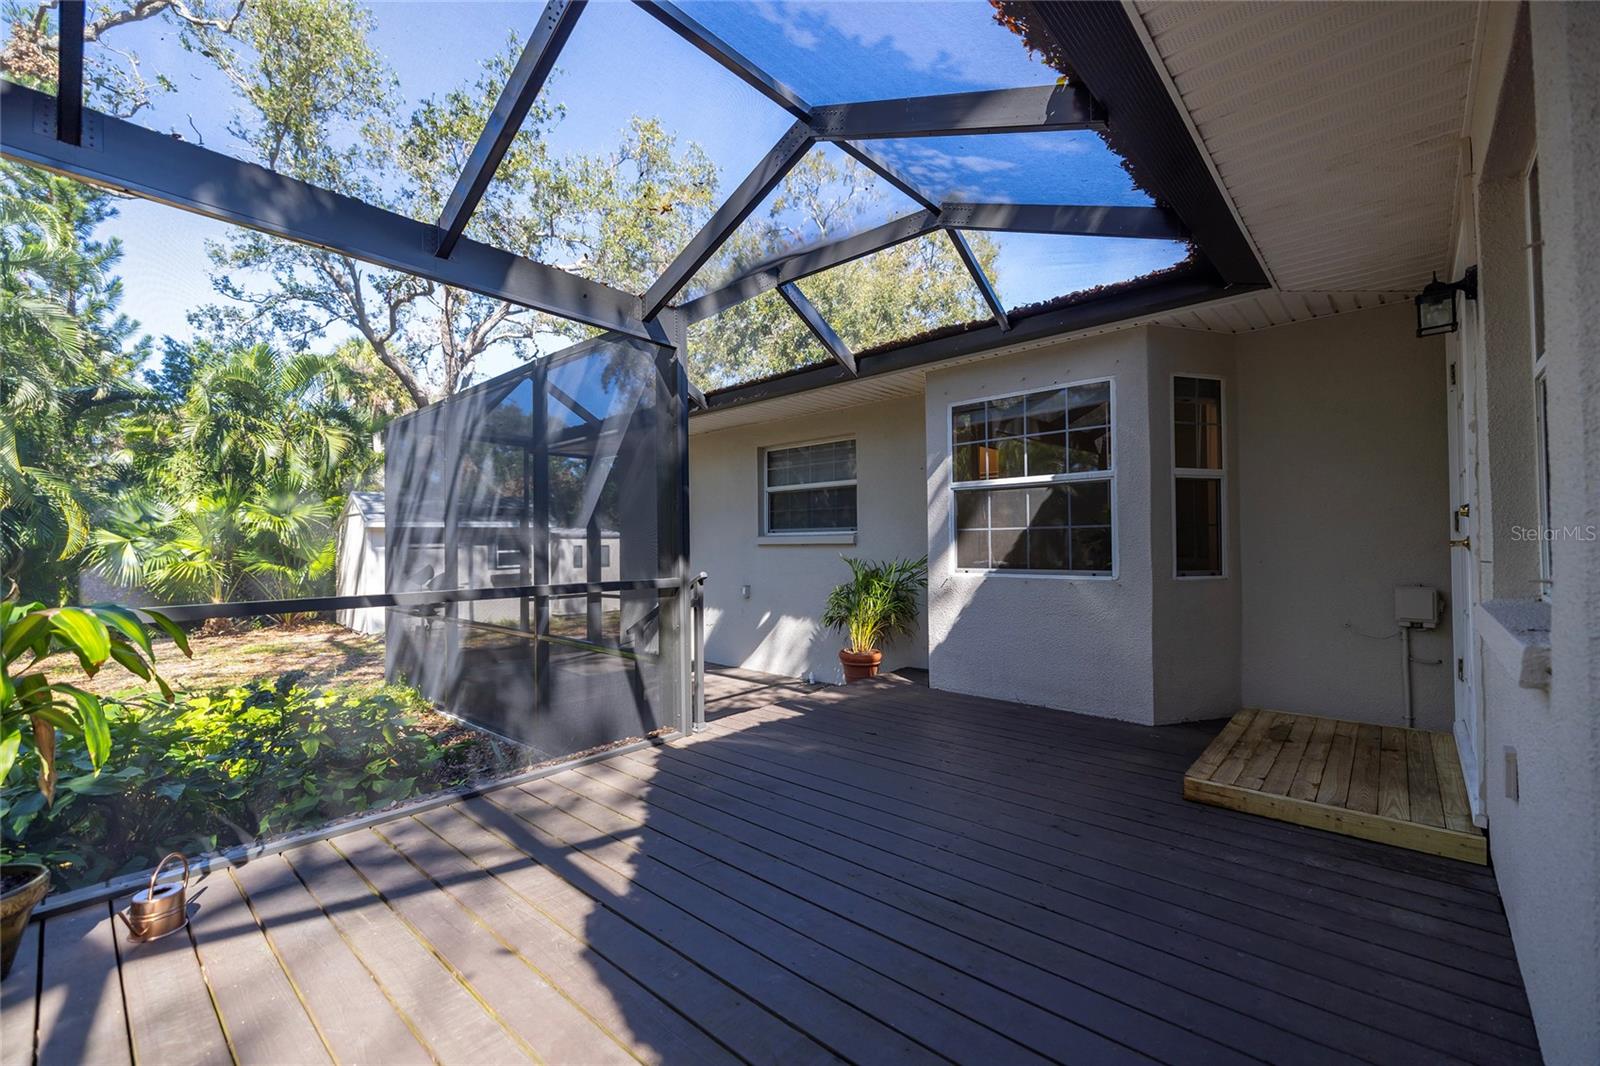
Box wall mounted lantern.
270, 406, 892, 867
1415, 266, 1478, 337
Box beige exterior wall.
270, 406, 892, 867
1451, 5, 1600, 1061
1232, 305, 1454, 730
922, 331, 1160, 722
692, 310, 1452, 735
688, 394, 930, 683
1146, 327, 1243, 725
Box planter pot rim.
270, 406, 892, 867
2, 863, 49, 898
2, 863, 50, 921
838, 648, 883, 663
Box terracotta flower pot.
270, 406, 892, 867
1, 863, 49, 980
839, 648, 883, 683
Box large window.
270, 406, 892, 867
762, 439, 858, 534
1173, 375, 1224, 577
951, 381, 1114, 574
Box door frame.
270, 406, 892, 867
1447, 298, 1488, 826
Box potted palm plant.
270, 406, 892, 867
1, 600, 187, 978
821, 556, 928, 683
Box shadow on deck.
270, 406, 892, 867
0, 670, 1539, 1065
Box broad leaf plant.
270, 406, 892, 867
0, 601, 189, 802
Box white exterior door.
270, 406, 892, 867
1447, 304, 1486, 825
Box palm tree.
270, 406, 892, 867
0, 164, 147, 597
92, 341, 385, 609
89, 487, 335, 607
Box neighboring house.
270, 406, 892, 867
336, 489, 621, 634
689, 5, 1598, 1058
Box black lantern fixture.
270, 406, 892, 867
1415, 266, 1478, 337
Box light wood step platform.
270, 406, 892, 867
1183, 709, 1487, 864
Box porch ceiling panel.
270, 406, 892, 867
1131, 0, 1477, 294
1149, 288, 1415, 334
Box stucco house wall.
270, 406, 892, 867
1232, 305, 1454, 730
688, 393, 930, 683
1146, 327, 1242, 725
1466, 6, 1600, 1060
923, 331, 1158, 723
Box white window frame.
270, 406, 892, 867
1525, 155, 1553, 597
1171, 373, 1227, 580
759, 436, 858, 537
947, 376, 1118, 580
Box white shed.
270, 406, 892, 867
335, 491, 387, 634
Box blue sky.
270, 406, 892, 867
89, 1, 1187, 378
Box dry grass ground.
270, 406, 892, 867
79, 621, 388, 697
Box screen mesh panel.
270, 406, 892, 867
385, 335, 685, 760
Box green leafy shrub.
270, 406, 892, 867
1, 677, 455, 889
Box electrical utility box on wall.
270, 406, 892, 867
1395, 585, 1441, 629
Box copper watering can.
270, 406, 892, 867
117, 852, 191, 941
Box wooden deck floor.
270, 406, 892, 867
2, 672, 1539, 1065
1184, 709, 1488, 864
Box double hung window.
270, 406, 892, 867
951, 380, 1114, 574
762, 439, 857, 534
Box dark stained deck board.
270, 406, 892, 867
112, 894, 232, 1065
677, 713, 1529, 1015
277, 839, 530, 1065
186, 868, 331, 1065
462, 789, 943, 1065
686, 712, 1526, 1006
535, 768, 1235, 1065
372, 813, 737, 1066
566, 756, 1441, 1066
34, 904, 129, 1066
841, 693, 1502, 906
411, 804, 835, 1066
706, 684, 1508, 916
781, 679, 1503, 896
1186, 710, 1486, 864
482, 781, 1016, 1065
684, 701, 1523, 985
232, 851, 434, 1065
694, 698, 1516, 953
329, 827, 638, 1066
1, 919, 39, 1066
610, 741, 1539, 1061
15, 670, 1539, 1065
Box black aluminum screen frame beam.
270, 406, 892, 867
0, 82, 662, 343
55, 0, 84, 146
704, 275, 1252, 411
1025, 2, 1267, 287
945, 229, 1009, 332
940, 201, 1186, 241
679, 209, 942, 324
643, 120, 814, 319
809, 84, 1105, 139
778, 282, 856, 375
678, 199, 1182, 325
634, 0, 811, 120
435, 0, 585, 259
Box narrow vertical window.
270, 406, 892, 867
1528, 158, 1552, 593
1174, 376, 1224, 577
